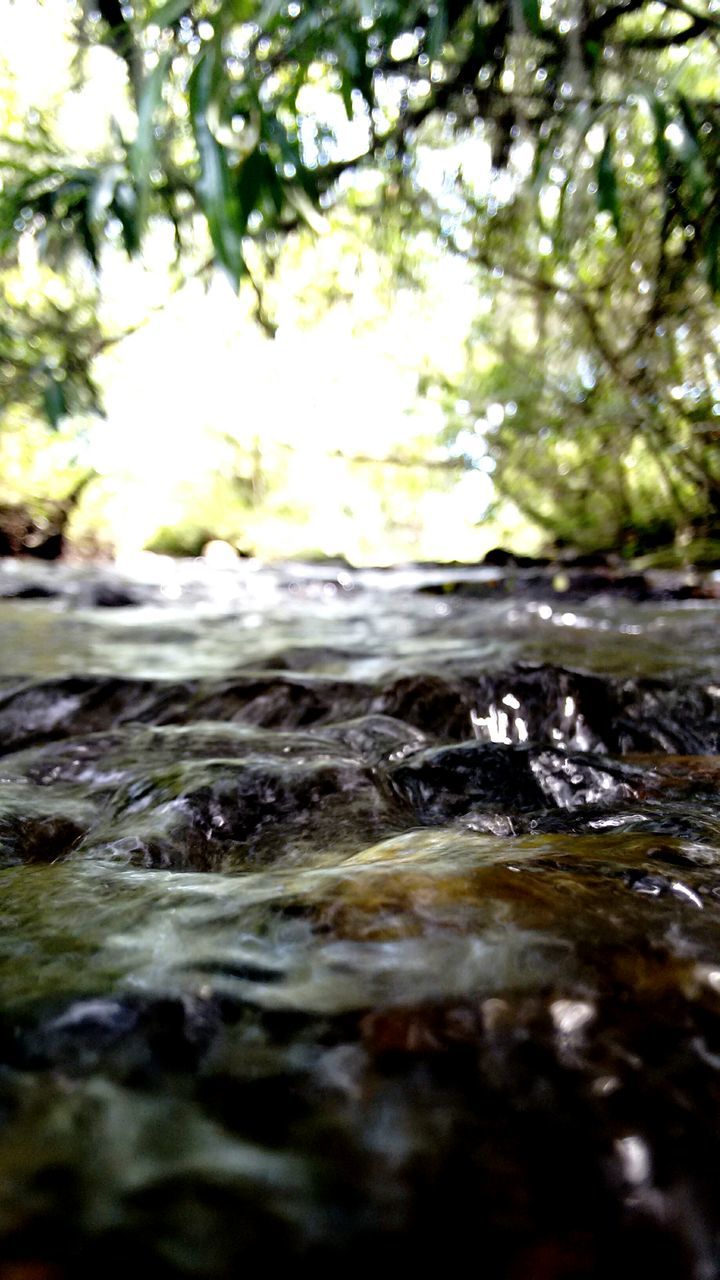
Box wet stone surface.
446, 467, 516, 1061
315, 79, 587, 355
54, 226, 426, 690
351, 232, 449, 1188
0, 558, 719, 1277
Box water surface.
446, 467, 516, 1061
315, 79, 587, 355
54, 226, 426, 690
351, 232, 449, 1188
0, 557, 719, 1278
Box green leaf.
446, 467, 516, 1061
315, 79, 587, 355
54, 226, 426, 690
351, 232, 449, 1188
336, 30, 363, 118
78, 199, 100, 268
471, 21, 492, 63
645, 93, 670, 173
42, 373, 67, 430
336, 30, 360, 77
340, 72, 354, 120
189, 47, 246, 288
129, 50, 171, 237
597, 131, 621, 233
236, 148, 271, 219
147, 0, 191, 27
521, 0, 542, 35
427, 2, 448, 60
112, 180, 140, 255
584, 39, 601, 69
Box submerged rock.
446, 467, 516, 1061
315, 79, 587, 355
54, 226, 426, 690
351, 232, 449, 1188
389, 740, 645, 824
312, 713, 428, 763
0, 677, 196, 753
90, 747, 391, 870
2, 828, 720, 1277
371, 671, 481, 739
389, 741, 547, 818
0, 564, 718, 1276
421, 564, 718, 602
0, 664, 717, 761
187, 672, 370, 729
470, 664, 720, 754
0, 811, 88, 867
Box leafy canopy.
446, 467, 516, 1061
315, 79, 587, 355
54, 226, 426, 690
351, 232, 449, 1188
3, 1, 720, 289
3, 0, 720, 554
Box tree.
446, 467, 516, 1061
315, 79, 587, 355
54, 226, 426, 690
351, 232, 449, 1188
5, 1, 715, 274
3, 0, 720, 552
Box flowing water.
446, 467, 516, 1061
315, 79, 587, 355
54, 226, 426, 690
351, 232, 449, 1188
0, 555, 719, 1278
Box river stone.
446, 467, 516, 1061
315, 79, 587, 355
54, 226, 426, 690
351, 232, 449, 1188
0, 811, 89, 867
1, 667, 717, 761
470, 664, 720, 754
2, 723, 348, 788
0, 677, 197, 753
388, 741, 647, 823
389, 741, 547, 818
187, 673, 370, 729
92, 749, 391, 869
1, 562, 720, 1278
20, 993, 222, 1077
0, 581, 60, 599
371, 672, 479, 739
312, 714, 428, 763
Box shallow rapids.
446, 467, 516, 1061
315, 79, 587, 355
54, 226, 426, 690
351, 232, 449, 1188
0, 555, 719, 1278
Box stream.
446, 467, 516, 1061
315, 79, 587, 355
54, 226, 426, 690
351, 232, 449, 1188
0, 554, 719, 1278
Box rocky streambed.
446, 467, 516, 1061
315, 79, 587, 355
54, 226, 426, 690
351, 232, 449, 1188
0, 557, 719, 1278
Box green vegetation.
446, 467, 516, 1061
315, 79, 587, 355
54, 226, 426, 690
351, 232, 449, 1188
2, 1, 720, 559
